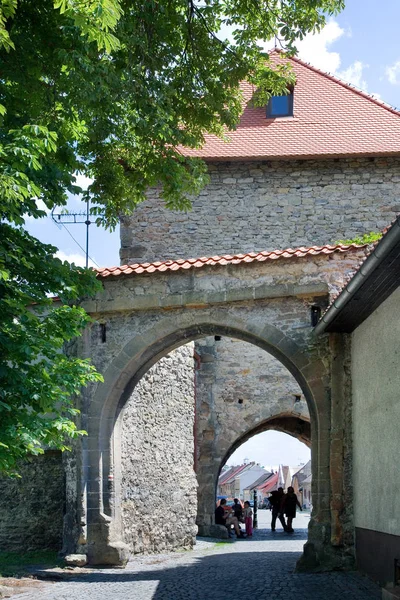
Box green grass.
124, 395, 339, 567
0, 550, 62, 578
215, 540, 234, 546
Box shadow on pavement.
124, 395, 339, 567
54, 550, 380, 600
244, 527, 309, 542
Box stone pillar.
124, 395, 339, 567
297, 335, 355, 572
329, 333, 354, 564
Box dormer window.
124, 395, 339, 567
266, 92, 293, 118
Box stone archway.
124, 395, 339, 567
77, 308, 331, 568
194, 334, 311, 537
213, 414, 311, 517
66, 249, 361, 571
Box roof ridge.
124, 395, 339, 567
270, 48, 400, 118
96, 242, 366, 278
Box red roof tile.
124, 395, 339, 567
179, 50, 400, 161
258, 472, 279, 493
96, 243, 366, 279
219, 464, 252, 485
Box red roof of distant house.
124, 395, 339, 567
96, 243, 365, 278
180, 50, 400, 161
219, 464, 253, 486
258, 472, 279, 493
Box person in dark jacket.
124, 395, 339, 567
232, 498, 243, 521
269, 488, 287, 532
282, 486, 302, 532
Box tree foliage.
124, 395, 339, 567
0, 0, 344, 475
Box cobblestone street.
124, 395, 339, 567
17, 512, 380, 600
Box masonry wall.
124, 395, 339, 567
0, 451, 64, 552
121, 344, 198, 554
351, 287, 400, 586
120, 157, 400, 263
195, 333, 310, 535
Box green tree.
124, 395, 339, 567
0, 0, 344, 475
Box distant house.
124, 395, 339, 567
256, 472, 280, 503
301, 475, 312, 510
217, 463, 267, 500
242, 471, 274, 503
277, 464, 303, 491
291, 460, 312, 508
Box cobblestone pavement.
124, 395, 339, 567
17, 512, 380, 600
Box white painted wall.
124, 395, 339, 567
237, 466, 268, 498
351, 286, 400, 536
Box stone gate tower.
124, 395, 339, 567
2, 51, 400, 574
115, 50, 400, 565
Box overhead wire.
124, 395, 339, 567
52, 218, 100, 268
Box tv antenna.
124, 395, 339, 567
51, 197, 103, 268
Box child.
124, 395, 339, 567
243, 501, 253, 537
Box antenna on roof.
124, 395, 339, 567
274, 35, 278, 49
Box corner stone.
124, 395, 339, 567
64, 554, 88, 567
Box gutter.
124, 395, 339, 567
314, 216, 400, 335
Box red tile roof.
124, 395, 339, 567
180, 50, 400, 161
96, 243, 366, 279
219, 464, 253, 485
258, 472, 279, 493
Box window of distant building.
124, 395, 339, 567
266, 92, 293, 118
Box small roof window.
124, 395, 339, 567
266, 92, 293, 118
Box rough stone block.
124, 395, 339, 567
208, 525, 230, 539
64, 554, 88, 567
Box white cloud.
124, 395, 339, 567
55, 250, 96, 268
73, 172, 94, 190
296, 20, 345, 73
295, 20, 369, 92
337, 60, 368, 90
386, 60, 400, 85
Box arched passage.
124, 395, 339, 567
198, 412, 311, 536
80, 305, 332, 568
215, 424, 312, 538
221, 414, 311, 469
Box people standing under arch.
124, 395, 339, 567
282, 486, 302, 532
269, 488, 287, 532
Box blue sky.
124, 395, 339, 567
227, 430, 311, 468
25, 1, 400, 268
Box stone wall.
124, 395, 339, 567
0, 451, 64, 552
120, 157, 400, 263
195, 335, 310, 535
121, 344, 198, 554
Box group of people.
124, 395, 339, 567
215, 486, 302, 538
268, 486, 302, 533
215, 498, 254, 538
